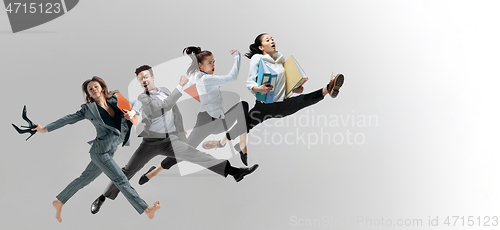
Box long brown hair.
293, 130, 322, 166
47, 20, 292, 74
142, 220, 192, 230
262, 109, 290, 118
81, 76, 118, 103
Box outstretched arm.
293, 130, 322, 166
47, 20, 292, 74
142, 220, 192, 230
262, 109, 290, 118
34, 105, 86, 133
202, 50, 241, 86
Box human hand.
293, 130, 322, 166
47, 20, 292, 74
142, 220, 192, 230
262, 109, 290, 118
123, 109, 136, 121
293, 86, 304, 94
253, 83, 273, 93
229, 49, 237, 55
179, 75, 189, 87
31, 124, 47, 133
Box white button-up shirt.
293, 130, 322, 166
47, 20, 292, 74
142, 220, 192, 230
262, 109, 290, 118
246, 51, 287, 103
148, 87, 182, 133
194, 51, 241, 119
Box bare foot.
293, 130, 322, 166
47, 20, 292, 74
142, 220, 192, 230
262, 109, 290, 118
52, 200, 63, 223
144, 200, 161, 219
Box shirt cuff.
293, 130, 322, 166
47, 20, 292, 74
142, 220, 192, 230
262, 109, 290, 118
176, 85, 184, 93
232, 50, 240, 58
247, 83, 258, 96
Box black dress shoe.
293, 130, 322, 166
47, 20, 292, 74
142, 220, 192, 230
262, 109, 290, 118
139, 166, 156, 185
90, 195, 105, 214
234, 144, 248, 166
233, 164, 259, 182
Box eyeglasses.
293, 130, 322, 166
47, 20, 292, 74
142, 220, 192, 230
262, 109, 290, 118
137, 74, 150, 81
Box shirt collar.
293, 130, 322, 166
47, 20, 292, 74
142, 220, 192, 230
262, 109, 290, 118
148, 88, 162, 95
261, 51, 284, 63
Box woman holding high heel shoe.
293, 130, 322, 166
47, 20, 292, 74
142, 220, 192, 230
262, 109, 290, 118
139, 46, 251, 184
202, 33, 345, 163
32, 76, 161, 222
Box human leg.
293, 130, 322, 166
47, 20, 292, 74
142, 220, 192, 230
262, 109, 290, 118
56, 161, 103, 205
102, 140, 161, 200
55, 158, 105, 221
223, 102, 251, 165
219, 101, 249, 147
138, 164, 162, 185
142, 135, 259, 182
144, 109, 244, 183
90, 147, 150, 214
223, 101, 269, 140
188, 112, 223, 148
170, 135, 229, 176
203, 101, 265, 154
277, 88, 325, 117
156, 112, 221, 175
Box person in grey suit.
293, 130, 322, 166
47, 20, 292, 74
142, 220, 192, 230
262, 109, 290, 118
32, 76, 161, 222
89, 65, 258, 214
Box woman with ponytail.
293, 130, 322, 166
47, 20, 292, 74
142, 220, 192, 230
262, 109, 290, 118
139, 46, 252, 184
203, 33, 345, 163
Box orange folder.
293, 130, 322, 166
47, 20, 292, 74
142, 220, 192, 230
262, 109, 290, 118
184, 84, 200, 103
117, 92, 138, 126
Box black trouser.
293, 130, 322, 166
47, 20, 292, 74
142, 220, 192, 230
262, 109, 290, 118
103, 134, 229, 200
160, 101, 249, 169
226, 88, 325, 139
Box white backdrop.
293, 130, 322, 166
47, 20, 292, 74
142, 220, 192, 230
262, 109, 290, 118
1, 0, 499, 229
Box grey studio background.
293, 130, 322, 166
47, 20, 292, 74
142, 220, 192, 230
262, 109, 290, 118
1, 0, 499, 230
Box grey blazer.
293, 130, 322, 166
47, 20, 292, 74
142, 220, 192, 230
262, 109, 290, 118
46, 94, 141, 154
137, 86, 187, 141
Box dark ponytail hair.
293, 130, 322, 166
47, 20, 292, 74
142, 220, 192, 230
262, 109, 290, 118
245, 33, 267, 59
183, 46, 213, 63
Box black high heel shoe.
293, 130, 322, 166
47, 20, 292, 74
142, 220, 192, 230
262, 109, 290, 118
12, 105, 37, 141
234, 144, 248, 166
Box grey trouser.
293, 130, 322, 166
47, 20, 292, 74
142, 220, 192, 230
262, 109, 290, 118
57, 145, 149, 214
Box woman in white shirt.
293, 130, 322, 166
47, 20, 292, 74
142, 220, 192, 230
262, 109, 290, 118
203, 33, 344, 163
139, 46, 251, 183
